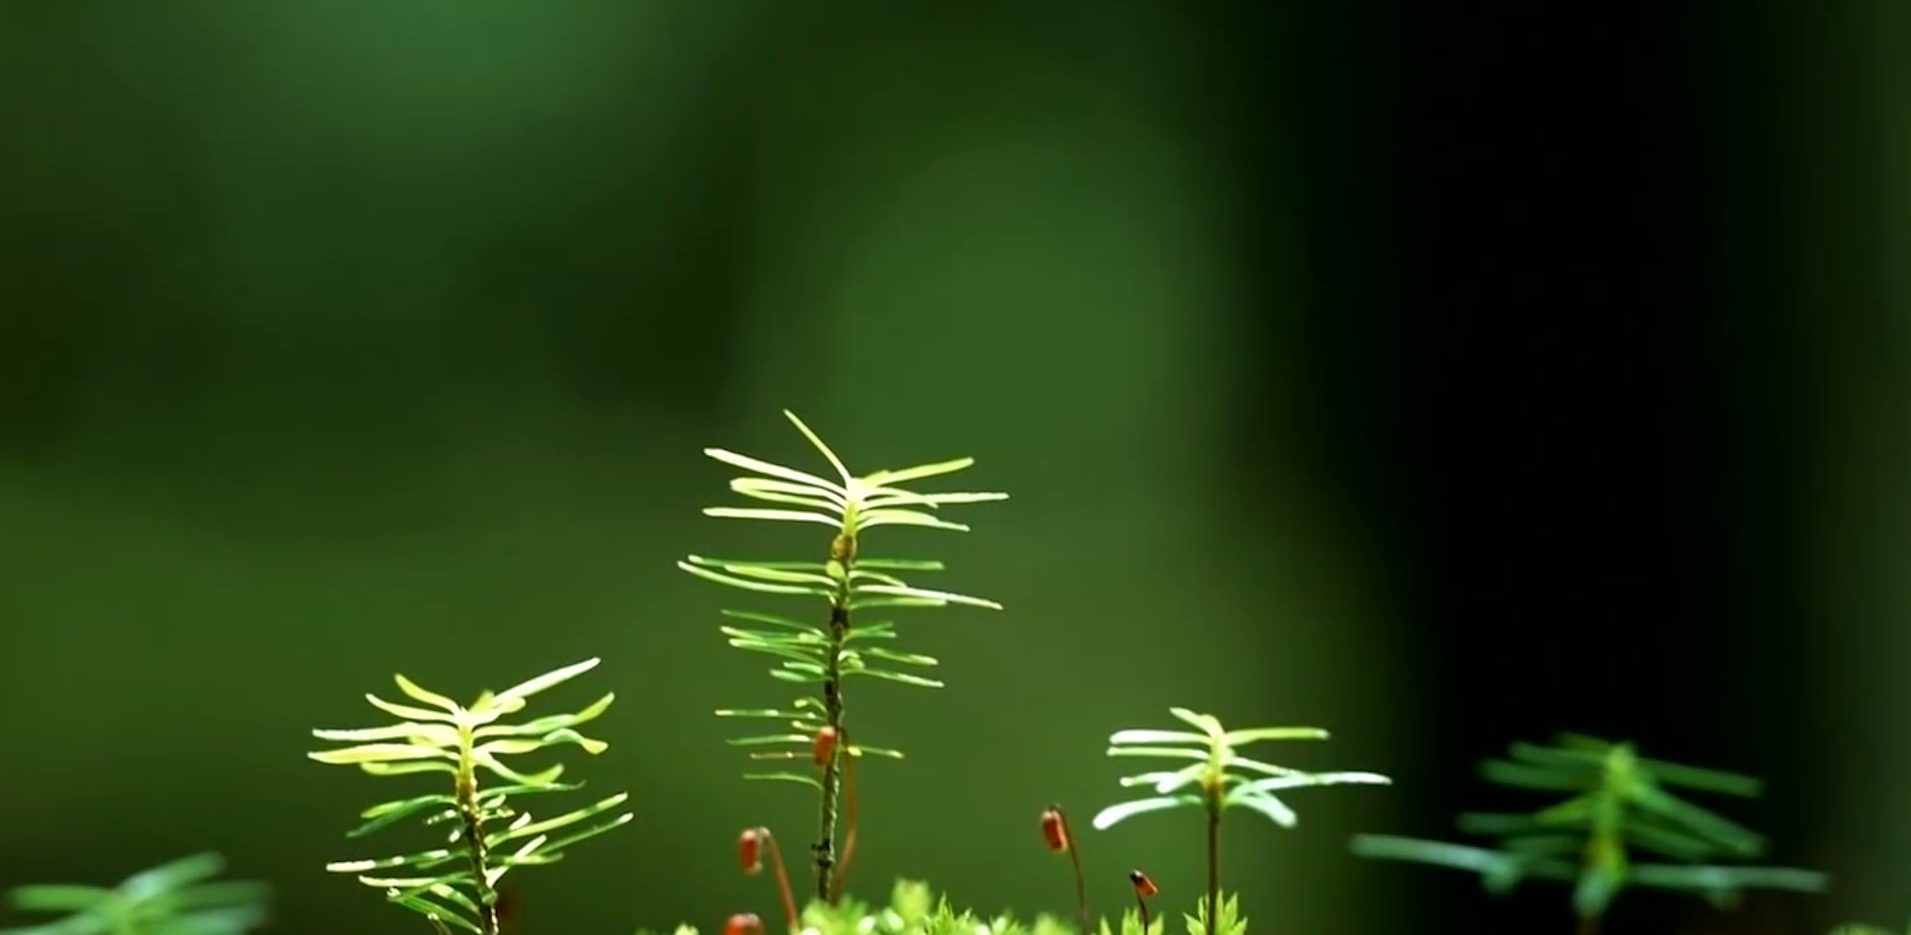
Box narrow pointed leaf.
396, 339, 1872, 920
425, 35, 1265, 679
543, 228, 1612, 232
1107, 729, 1208, 745
719, 608, 826, 634
847, 596, 945, 610
861, 458, 978, 486
492, 658, 601, 703
864, 491, 1007, 507
695, 560, 836, 587
768, 668, 826, 683
1221, 726, 1330, 744
1167, 708, 1226, 736
363, 694, 459, 723
680, 562, 832, 595
1231, 771, 1392, 795
1227, 791, 1298, 827
472, 756, 565, 787
847, 667, 944, 688
726, 638, 825, 664
325, 847, 463, 873
860, 647, 939, 666
703, 507, 843, 528
726, 733, 811, 746
1105, 746, 1209, 762
1090, 794, 1202, 830
770, 411, 849, 483
474, 692, 616, 738
728, 486, 842, 511
853, 584, 1001, 609
360, 760, 458, 776
311, 723, 460, 746
730, 476, 846, 506
387, 892, 481, 933
309, 744, 453, 765
488, 794, 631, 845
704, 446, 846, 494
714, 708, 810, 720
855, 510, 970, 532
854, 558, 947, 571
742, 771, 823, 790
393, 674, 462, 712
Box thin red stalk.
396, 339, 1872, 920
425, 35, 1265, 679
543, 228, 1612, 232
1054, 807, 1089, 935
757, 829, 799, 935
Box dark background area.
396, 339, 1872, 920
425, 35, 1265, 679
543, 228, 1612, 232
3, 3, 1906, 934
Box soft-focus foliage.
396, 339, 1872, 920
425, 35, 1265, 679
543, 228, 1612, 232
0, 852, 268, 935
1350, 733, 1827, 919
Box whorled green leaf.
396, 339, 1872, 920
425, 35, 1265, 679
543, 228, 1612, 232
486, 793, 631, 848
385, 888, 481, 934
719, 608, 828, 635
845, 667, 945, 688
310, 744, 456, 765
851, 583, 1002, 609
347, 794, 458, 838
1091, 794, 1203, 829
726, 733, 812, 747
684, 556, 839, 588
479, 690, 612, 732
858, 646, 939, 666
679, 561, 834, 595
743, 771, 824, 790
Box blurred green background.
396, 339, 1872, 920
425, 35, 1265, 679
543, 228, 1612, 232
0, 2, 1907, 934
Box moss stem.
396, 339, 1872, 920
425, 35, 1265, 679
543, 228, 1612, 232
1203, 786, 1220, 932
455, 729, 502, 935
813, 531, 857, 899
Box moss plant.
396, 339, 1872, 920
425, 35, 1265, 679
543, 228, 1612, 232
1090, 707, 1392, 927
680, 410, 1005, 901
0, 852, 268, 935
17, 410, 1844, 935
307, 658, 633, 934
1349, 732, 1827, 934
638, 879, 1190, 935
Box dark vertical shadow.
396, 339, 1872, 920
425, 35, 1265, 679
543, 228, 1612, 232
1232, 5, 1824, 930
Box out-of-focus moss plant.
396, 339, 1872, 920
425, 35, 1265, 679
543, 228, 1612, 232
1350, 733, 1826, 933
0, 852, 268, 935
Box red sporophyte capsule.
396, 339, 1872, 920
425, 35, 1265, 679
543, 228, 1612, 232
725, 913, 764, 935
738, 828, 764, 874
1129, 869, 1158, 899
1040, 805, 1070, 853
812, 726, 839, 768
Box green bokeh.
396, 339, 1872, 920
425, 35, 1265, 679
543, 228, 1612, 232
0, 3, 1397, 933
